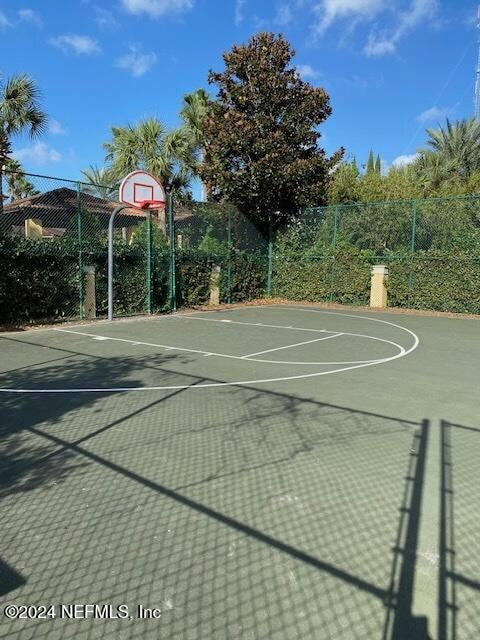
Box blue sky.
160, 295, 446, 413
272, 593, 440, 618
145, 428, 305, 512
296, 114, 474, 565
0, 0, 478, 188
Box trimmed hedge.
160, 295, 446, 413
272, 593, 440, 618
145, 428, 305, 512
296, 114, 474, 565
0, 235, 267, 324
388, 252, 480, 313
272, 246, 480, 314
272, 246, 374, 305
2, 231, 479, 324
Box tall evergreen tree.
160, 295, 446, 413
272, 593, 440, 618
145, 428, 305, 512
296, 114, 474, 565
201, 32, 343, 231
375, 154, 381, 175
366, 149, 375, 175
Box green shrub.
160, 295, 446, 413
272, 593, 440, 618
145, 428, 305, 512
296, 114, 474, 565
272, 245, 373, 304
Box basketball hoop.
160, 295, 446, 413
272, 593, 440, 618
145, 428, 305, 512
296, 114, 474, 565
119, 170, 166, 209
138, 200, 165, 210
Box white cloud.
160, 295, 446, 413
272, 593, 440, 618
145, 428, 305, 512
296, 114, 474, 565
313, 0, 437, 57
13, 142, 62, 166
94, 6, 120, 30
392, 153, 419, 167
49, 34, 101, 55
121, 0, 194, 19
296, 64, 319, 79
313, 0, 384, 36
49, 119, 67, 135
275, 3, 293, 26
116, 46, 157, 77
364, 33, 395, 56
416, 105, 451, 123
235, 0, 246, 26
0, 10, 11, 28
18, 9, 43, 27
364, 0, 437, 57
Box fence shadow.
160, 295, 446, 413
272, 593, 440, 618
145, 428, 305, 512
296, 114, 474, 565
0, 333, 435, 639
438, 420, 480, 640
0, 558, 26, 597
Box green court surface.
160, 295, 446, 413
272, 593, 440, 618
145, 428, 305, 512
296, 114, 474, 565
0, 304, 478, 640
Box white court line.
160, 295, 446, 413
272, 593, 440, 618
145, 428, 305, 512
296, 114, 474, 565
52, 328, 241, 361
178, 315, 336, 335
176, 314, 407, 355
241, 334, 342, 359
51, 327, 400, 366
0, 309, 420, 393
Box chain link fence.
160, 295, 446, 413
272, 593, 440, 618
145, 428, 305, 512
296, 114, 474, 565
1, 170, 480, 325
0, 171, 269, 326
273, 197, 480, 314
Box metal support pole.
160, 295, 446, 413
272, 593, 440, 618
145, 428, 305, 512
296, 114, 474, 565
146, 211, 152, 313
77, 183, 84, 320
108, 204, 130, 321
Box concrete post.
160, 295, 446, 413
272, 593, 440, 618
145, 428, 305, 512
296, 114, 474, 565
24, 218, 43, 239
83, 265, 96, 319
370, 265, 388, 308
209, 264, 221, 306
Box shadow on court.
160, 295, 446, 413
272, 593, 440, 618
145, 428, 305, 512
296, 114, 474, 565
438, 420, 480, 640
0, 334, 477, 639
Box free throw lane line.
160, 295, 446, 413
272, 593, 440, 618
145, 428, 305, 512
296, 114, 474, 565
50, 328, 400, 366
241, 333, 343, 359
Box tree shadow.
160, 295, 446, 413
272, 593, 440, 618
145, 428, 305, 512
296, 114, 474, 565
438, 420, 480, 640
0, 332, 435, 639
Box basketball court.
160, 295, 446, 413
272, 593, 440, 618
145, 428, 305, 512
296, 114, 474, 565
0, 303, 478, 639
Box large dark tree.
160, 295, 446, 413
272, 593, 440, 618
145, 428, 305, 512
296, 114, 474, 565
201, 32, 342, 231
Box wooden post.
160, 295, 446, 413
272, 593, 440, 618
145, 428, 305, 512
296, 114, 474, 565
370, 265, 388, 308
209, 264, 221, 306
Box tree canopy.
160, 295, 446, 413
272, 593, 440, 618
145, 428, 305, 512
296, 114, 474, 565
103, 117, 196, 196
200, 32, 342, 230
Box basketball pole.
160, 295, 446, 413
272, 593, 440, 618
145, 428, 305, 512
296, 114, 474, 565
108, 204, 131, 321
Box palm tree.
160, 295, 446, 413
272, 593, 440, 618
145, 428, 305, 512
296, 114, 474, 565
103, 117, 196, 196
180, 89, 210, 200
413, 151, 457, 194
81, 165, 118, 200
0, 74, 47, 212
4, 158, 38, 201
419, 117, 480, 178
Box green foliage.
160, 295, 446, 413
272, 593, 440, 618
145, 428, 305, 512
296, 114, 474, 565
388, 252, 480, 313
63, 211, 105, 245
0, 74, 47, 166
375, 154, 381, 175
0, 234, 80, 322
130, 220, 168, 251
201, 32, 343, 232
198, 227, 228, 254
103, 117, 196, 195
328, 162, 359, 204
366, 149, 375, 175
273, 245, 373, 305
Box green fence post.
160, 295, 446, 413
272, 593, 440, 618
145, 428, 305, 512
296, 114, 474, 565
227, 207, 232, 303
267, 211, 274, 296
167, 193, 177, 312
146, 211, 152, 313
329, 206, 338, 302
408, 200, 417, 306
77, 183, 84, 320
